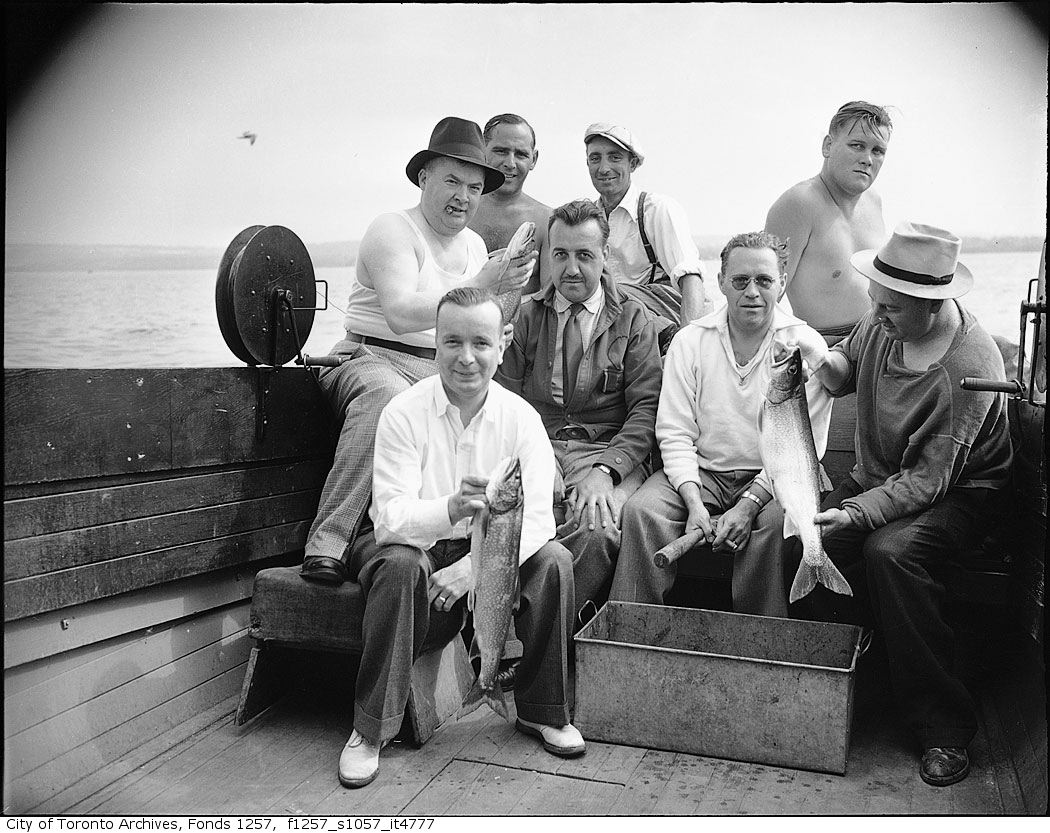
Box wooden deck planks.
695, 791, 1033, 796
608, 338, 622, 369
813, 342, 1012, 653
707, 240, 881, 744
37, 697, 241, 815
32, 641, 1036, 817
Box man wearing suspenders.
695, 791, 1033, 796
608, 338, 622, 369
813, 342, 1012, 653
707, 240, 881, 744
584, 122, 709, 349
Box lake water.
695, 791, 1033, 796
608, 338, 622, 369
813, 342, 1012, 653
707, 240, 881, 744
3, 251, 1043, 368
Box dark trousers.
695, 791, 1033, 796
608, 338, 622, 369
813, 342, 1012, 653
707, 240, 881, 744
348, 529, 575, 745
803, 477, 991, 748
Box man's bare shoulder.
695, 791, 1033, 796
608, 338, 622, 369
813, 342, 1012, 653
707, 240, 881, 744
770, 176, 828, 213
359, 210, 422, 263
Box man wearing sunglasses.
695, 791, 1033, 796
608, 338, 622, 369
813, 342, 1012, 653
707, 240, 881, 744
609, 231, 832, 617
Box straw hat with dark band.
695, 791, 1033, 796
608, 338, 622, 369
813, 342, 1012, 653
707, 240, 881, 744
850, 221, 973, 299
405, 117, 505, 195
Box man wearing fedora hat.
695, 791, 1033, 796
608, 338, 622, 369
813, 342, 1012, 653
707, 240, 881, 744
800, 222, 1013, 787
300, 117, 536, 586
584, 122, 708, 343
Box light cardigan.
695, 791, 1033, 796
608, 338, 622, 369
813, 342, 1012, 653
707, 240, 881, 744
657, 306, 833, 495
371, 376, 556, 564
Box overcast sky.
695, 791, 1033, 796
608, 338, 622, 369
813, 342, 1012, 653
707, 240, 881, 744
5, 3, 1047, 248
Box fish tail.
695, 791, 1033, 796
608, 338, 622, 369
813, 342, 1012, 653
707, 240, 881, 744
457, 677, 485, 719
789, 561, 818, 603
484, 681, 510, 722
816, 556, 853, 597
457, 677, 509, 722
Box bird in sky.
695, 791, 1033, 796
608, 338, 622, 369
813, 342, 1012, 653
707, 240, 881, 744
238, 131, 257, 146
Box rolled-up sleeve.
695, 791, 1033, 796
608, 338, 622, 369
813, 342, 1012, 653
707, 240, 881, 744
647, 194, 704, 287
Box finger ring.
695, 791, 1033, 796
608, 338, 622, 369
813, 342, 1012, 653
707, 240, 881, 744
727, 540, 738, 550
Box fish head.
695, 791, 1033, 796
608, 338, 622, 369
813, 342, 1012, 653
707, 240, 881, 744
766, 346, 804, 405
485, 457, 524, 514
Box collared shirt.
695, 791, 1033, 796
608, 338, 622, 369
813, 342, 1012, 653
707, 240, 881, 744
601, 182, 704, 288
551, 286, 605, 404
370, 375, 556, 564
657, 306, 833, 495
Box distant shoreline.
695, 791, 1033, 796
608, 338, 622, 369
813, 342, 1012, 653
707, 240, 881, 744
5, 236, 1043, 272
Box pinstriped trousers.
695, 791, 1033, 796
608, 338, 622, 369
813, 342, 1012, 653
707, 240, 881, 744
305, 338, 437, 564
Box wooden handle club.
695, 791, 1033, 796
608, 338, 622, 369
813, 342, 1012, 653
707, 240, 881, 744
653, 530, 707, 568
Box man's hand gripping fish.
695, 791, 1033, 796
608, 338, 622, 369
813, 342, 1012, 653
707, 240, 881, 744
494, 221, 536, 323
460, 457, 524, 721
759, 347, 852, 603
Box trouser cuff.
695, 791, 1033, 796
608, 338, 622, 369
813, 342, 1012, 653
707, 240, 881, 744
354, 701, 405, 747
514, 698, 571, 727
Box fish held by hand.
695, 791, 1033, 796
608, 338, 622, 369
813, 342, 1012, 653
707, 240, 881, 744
459, 456, 524, 721
759, 348, 852, 603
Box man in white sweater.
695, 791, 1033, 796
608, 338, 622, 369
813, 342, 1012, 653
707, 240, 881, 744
609, 231, 832, 617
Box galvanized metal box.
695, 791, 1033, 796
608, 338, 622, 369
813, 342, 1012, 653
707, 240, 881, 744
574, 602, 863, 774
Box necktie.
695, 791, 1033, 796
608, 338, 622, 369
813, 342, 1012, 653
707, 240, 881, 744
562, 303, 585, 405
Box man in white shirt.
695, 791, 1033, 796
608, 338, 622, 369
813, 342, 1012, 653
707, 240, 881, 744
609, 231, 832, 617
584, 122, 708, 345
300, 117, 535, 585
337, 287, 583, 789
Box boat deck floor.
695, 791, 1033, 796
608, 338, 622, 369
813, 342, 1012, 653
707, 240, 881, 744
58, 630, 1038, 817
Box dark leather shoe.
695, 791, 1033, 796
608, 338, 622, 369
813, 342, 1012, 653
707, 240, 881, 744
300, 556, 347, 585
920, 746, 970, 786
494, 662, 517, 691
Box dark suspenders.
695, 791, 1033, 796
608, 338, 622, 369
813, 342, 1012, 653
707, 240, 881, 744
636, 191, 659, 284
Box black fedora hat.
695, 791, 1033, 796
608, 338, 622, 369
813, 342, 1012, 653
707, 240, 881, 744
405, 117, 505, 195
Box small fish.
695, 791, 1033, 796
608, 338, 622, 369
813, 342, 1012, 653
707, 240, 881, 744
759, 347, 852, 603
460, 457, 524, 721
494, 221, 536, 323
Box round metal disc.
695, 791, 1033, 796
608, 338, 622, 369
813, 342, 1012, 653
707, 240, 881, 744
229, 225, 316, 366
216, 225, 266, 364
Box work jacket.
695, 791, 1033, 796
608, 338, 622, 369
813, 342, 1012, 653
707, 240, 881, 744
496, 277, 662, 485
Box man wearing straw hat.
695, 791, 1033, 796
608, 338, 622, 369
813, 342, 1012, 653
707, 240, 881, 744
299, 117, 536, 585
801, 222, 1013, 787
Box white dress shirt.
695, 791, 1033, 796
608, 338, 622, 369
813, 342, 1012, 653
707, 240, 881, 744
602, 182, 704, 288
370, 375, 556, 563
551, 286, 604, 404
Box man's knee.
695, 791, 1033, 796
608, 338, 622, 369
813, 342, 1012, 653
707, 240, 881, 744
368, 544, 429, 587
524, 540, 573, 587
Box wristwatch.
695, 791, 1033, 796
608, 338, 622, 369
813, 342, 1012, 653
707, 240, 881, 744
593, 463, 618, 484
740, 489, 766, 510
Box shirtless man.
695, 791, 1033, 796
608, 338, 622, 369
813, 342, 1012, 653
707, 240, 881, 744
299, 116, 535, 584
469, 113, 551, 298
764, 101, 893, 342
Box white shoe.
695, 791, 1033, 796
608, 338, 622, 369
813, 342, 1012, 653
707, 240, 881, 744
338, 729, 385, 788
515, 718, 586, 757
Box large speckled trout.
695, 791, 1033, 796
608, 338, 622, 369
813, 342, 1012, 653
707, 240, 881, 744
494, 221, 536, 323
460, 457, 523, 721
759, 348, 852, 603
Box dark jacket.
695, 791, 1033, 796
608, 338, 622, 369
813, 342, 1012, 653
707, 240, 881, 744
495, 278, 662, 484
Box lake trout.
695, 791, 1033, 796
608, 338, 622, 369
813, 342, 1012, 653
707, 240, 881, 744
494, 221, 536, 323
759, 347, 852, 603
460, 456, 523, 721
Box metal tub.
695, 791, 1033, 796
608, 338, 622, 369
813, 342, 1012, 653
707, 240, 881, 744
573, 602, 863, 774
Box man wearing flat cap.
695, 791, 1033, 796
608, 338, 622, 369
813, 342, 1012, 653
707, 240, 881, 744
300, 116, 536, 586
584, 122, 709, 343
798, 222, 1013, 788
